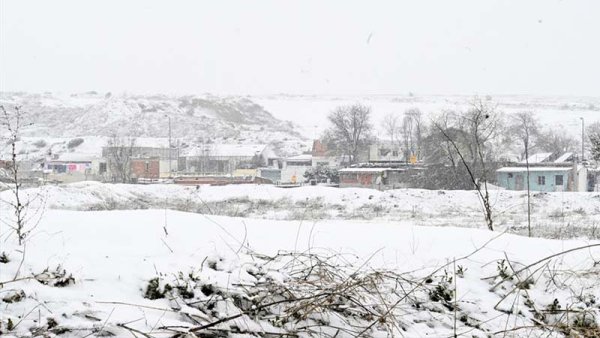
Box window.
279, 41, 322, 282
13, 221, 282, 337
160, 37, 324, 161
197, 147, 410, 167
538, 176, 546, 185
555, 175, 563, 186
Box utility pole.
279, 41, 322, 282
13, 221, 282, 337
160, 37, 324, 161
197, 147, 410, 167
165, 114, 172, 177
580, 117, 585, 162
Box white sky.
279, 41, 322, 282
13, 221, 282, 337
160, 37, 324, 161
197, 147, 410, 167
1, 0, 599, 96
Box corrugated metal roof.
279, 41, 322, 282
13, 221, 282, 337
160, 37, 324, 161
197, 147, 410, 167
497, 167, 572, 173
183, 144, 268, 157
520, 152, 553, 164
339, 168, 405, 173
554, 152, 573, 163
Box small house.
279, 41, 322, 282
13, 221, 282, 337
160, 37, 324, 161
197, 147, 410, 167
130, 157, 160, 179
368, 142, 404, 164
496, 152, 587, 192
338, 167, 409, 190
496, 165, 587, 192
281, 154, 313, 183
44, 153, 105, 182
180, 144, 276, 176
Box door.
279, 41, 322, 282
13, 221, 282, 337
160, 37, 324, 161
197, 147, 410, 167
515, 175, 524, 190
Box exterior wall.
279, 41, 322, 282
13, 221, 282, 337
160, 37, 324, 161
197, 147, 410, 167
312, 156, 338, 167
258, 168, 281, 183
102, 147, 178, 161
159, 159, 179, 178
91, 159, 106, 175
369, 144, 404, 163
281, 165, 311, 183
181, 155, 259, 175
496, 170, 573, 192
339, 172, 377, 189
45, 172, 103, 183
131, 158, 160, 179
233, 168, 258, 177
46, 161, 92, 174
576, 167, 588, 192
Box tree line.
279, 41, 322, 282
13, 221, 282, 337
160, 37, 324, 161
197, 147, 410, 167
322, 97, 600, 167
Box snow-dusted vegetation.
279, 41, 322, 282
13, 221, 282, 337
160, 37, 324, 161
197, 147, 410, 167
15, 182, 600, 239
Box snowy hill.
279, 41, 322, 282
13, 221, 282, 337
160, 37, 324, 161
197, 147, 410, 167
0, 92, 308, 157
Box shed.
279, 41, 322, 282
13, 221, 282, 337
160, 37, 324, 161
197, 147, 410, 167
338, 167, 408, 190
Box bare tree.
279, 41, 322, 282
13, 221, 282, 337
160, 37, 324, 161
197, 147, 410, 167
380, 113, 400, 147
587, 121, 600, 163
537, 127, 577, 155
431, 99, 501, 231
405, 108, 424, 160
401, 113, 414, 160
512, 112, 540, 237
324, 104, 373, 164
104, 134, 136, 183
1, 106, 28, 245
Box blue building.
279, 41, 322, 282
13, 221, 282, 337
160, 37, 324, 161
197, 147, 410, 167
496, 165, 587, 192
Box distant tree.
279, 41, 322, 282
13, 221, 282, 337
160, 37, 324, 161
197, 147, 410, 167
422, 111, 465, 166
105, 135, 136, 183
430, 98, 501, 231
403, 108, 424, 160
323, 104, 373, 164
401, 112, 414, 160
588, 122, 600, 163
380, 113, 400, 147
511, 112, 540, 237
536, 127, 578, 155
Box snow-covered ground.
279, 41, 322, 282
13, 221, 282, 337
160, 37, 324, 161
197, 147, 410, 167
17, 182, 600, 239
1, 183, 599, 337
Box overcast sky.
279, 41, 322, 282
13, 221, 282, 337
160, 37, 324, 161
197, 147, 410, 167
1, 0, 598, 96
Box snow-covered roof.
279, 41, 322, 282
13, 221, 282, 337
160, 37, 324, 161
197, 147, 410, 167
286, 154, 312, 161
497, 166, 573, 173
339, 168, 405, 173
184, 144, 268, 157
50, 153, 100, 162
553, 152, 573, 163
520, 152, 552, 164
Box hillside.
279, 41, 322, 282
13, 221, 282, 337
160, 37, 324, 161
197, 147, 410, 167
0, 92, 308, 157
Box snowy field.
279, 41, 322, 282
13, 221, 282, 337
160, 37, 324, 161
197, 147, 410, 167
1, 183, 600, 337
20, 182, 600, 239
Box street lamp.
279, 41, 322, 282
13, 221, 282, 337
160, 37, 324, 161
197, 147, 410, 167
580, 117, 585, 162
164, 114, 172, 177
